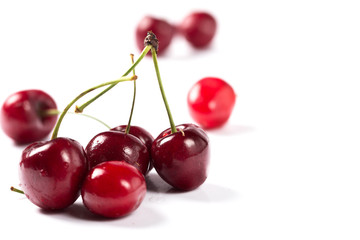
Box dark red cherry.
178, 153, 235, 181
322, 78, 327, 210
179, 12, 217, 48
81, 161, 146, 218
1, 89, 57, 144
19, 137, 88, 210
151, 123, 210, 191
111, 125, 154, 173
187, 77, 236, 129
135, 16, 175, 55
85, 131, 149, 175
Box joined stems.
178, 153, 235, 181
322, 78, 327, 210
51, 75, 136, 139
76, 45, 152, 113
43, 109, 111, 130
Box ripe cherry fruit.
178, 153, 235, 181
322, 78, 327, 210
135, 16, 175, 55
111, 125, 154, 173
85, 130, 150, 175
19, 137, 88, 210
81, 161, 146, 218
151, 124, 210, 191
179, 12, 217, 48
187, 77, 236, 129
145, 32, 210, 191
1, 89, 57, 144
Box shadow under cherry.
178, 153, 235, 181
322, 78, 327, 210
39, 199, 166, 228
145, 172, 239, 202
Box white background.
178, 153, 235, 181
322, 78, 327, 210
1, 0, 359, 239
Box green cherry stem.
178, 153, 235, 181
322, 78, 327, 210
51, 75, 136, 139
125, 54, 137, 134
151, 47, 177, 134
10, 186, 24, 194
43, 109, 111, 130
76, 45, 152, 113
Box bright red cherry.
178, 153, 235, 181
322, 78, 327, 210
81, 161, 146, 218
187, 77, 236, 129
179, 12, 217, 48
1, 89, 57, 144
135, 16, 175, 55
111, 125, 154, 173
151, 124, 210, 191
85, 131, 150, 175
19, 137, 88, 210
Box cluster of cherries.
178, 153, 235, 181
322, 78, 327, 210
2, 29, 235, 219
136, 11, 217, 55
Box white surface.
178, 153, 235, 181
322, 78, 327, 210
1, 0, 360, 239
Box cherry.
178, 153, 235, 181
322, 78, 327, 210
179, 12, 217, 48
136, 16, 175, 55
1, 89, 57, 144
151, 124, 210, 191
187, 77, 236, 129
85, 131, 150, 175
81, 161, 146, 218
145, 32, 210, 191
111, 125, 154, 173
19, 137, 88, 210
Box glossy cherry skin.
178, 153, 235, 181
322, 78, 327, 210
85, 131, 150, 175
136, 16, 175, 55
187, 77, 236, 129
111, 125, 154, 173
151, 124, 210, 191
111, 125, 154, 153
1, 89, 57, 144
179, 12, 217, 48
19, 137, 88, 210
81, 161, 146, 218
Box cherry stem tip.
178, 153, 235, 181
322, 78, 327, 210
10, 186, 24, 194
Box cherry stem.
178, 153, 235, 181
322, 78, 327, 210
76, 45, 152, 113
151, 47, 177, 133
51, 75, 136, 140
125, 54, 137, 134
10, 186, 24, 194
43, 109, 111, 130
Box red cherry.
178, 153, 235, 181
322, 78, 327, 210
81, 161, 146, 218
151, 123, 210, 191
1, 89, 57, 144
135, 16, 175, 55
85, 131, 150, 175
179, 12, 217, 48
187, 77, 236, 129
111, 125, 154, 173
19, 137, 88, 210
